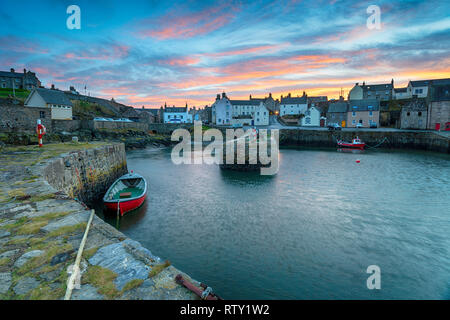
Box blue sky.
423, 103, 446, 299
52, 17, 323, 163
1, 0, 449, 107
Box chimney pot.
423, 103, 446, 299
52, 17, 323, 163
10, 68, 15, 73
51, 84, 55, 90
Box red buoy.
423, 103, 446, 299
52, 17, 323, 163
356, 159, 361, 163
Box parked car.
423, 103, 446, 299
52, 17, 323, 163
93, 117, 107, 121
232, 123, 243, 128
369, 122, 378, 128
356, 123, 363, 128
327, 123, 342, 131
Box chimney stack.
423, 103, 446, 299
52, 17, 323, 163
216, 94, 220, 100
222, 92, 226, 99
10, 68, 15, 73
23, 68, 27, 74
51, 84, 55, 90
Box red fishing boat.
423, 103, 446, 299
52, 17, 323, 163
103, 172, 147, 216
337, 136, 366, 150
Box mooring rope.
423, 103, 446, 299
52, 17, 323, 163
365, 137, 389, 149
64, 209, 95, 300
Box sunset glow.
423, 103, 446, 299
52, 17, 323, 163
1, 0, 449, 108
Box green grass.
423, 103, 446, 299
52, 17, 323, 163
82, 265, 120, 299
0, 88, 30, 99
148, 260, 171, 278
72, 100, 116, 119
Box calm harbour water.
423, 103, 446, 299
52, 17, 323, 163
96, 146, 450, 299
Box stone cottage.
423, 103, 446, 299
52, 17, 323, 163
25, 87, 73, 120
400, 97, 427, 129
0, 68, 41, 90
326, 100, 348, 127
347, 99, 380, 128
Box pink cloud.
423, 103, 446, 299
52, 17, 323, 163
139, 4, 239, 39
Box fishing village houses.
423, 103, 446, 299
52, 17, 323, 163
0, 65, 449, 132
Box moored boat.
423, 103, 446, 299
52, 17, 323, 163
103, 172, 147, 216
337, 136, 366, 150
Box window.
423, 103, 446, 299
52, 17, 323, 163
352, 120, 356, 124
407, 112, 410, 116
306, 117, 311, 124
40, 111, 45, 119
352, 111, 356, 117
1, 83, 5, 88
369, 111, 373, 117
418, 112, 422, 117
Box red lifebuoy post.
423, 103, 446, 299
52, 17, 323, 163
36, 119, 46, 147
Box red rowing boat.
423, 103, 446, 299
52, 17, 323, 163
337, 136, 366, 150
103, 172, 147, 216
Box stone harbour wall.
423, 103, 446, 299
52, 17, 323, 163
43, 144, 127, 205
279, 129, 450, 153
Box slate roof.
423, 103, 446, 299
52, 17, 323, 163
229, 100, 261, 106
0, 71, 24, 78
430, 84, 450, 102
143, 108, 159, 115
348, 99, 380, 111
33, 88, 73, 106
410, 80, 431, 87
280, 96, 307, 105
394, 87, 407, 93
327, 101, 348, 113
402, 98, 427, 111
362, 83, 393, 91
410, 78, 450, 87
164, 107, 187, 113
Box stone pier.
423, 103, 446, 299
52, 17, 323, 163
0, 142, 201, 300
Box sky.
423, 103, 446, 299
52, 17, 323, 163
1, 0, 450, 108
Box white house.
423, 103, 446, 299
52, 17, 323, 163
279, 93, 308, 116
212, 93, 232, 125
163, 105, 192, 123
406, 80, 430, 98
300, 106, 321, 126
25, 87, 73, 120
212, 92, 269, 126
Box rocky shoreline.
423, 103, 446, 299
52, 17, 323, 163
0, 142, 201, 300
